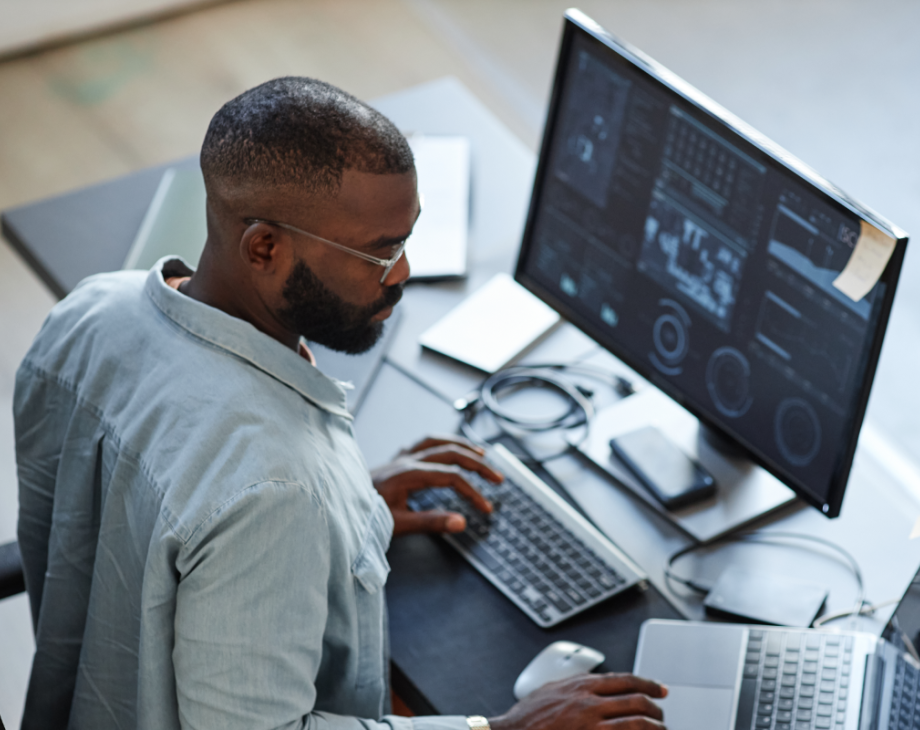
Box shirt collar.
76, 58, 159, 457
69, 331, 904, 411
145, 257, 352, 420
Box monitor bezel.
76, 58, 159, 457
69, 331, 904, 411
513, 9, 908, 517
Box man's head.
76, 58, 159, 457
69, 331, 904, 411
195, 77, 419, 353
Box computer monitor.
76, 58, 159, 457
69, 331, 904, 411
514, 9, 908, 518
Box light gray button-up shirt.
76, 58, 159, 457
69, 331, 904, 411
15, 259, 467, 730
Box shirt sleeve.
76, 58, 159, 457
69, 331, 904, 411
172, 480, 471, 730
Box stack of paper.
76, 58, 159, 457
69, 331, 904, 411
419, 273, 561, 373
405, 135, 471, 280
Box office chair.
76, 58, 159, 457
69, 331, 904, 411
0, 541, 24, 600
0, 540, 24, 729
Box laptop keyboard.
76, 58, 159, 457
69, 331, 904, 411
736, 630, 853, 730
889, 653, 920, 729
408, 469, 635, 627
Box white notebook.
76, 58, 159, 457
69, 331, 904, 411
405, 135, 470, 280
419, 273, 561, 373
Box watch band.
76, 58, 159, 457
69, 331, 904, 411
466, 716, 491, 730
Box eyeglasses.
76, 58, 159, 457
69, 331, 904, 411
245, 217, 408, 284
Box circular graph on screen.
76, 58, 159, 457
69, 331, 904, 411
774, 397, 822, 467
706, 347, 753, 418
649, 299, 691, 376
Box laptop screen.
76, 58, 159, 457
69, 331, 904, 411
883, 567, 920, 662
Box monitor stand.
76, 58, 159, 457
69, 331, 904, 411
571, 386, 797, 543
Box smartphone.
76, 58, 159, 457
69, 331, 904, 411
610, 426, 716, 510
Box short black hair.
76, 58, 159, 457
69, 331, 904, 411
200, 77, 414, 196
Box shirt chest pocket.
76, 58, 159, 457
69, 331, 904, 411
350, 496, 393, 701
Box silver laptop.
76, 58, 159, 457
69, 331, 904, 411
634, 567, 920, 730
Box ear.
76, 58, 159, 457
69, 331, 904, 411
239, 221, 289, 275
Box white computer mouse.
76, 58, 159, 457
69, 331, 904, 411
513, 640, 606, 700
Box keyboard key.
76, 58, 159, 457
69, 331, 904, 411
564, 588, 586, 605
543, 589, 570, 612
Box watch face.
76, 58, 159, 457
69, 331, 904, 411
466, 716, 490, 730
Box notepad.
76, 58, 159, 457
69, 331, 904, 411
419, 273, 561, 373
123, 166, 207, 271
405, 135, 471, 280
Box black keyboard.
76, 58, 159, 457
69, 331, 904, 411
736, 630, 854, 730
408, 444, 645, 627
889, 653, 920, 730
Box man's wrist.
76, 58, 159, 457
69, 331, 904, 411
466, 716, 491, 730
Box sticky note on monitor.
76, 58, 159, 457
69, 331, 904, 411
832, 220, 897, 302
419, 273, 561, 373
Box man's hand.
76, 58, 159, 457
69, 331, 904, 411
489, 673, 667, 730
371, 435, 502, 536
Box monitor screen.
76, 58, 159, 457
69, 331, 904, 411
514, 10, 908, 517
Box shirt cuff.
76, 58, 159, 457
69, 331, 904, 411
399, 715, 470, 730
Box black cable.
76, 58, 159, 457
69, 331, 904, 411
664, 530, 866, 627
456, 362, 633, 463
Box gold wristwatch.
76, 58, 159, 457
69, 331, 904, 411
466, 716, 491, 730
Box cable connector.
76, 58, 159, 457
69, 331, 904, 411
453, 391, 481, 412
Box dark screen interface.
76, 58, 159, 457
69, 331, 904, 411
520, 33, 886, 508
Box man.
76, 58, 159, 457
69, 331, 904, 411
15, 77, 667, 729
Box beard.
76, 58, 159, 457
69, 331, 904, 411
277, 259, 403, 354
